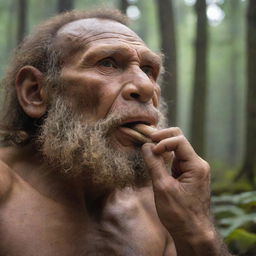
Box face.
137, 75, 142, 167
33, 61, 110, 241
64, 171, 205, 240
38, 18, 166, 189
56, 18, 162, 150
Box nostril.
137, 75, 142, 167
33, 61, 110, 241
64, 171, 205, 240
130, 93, 140, 99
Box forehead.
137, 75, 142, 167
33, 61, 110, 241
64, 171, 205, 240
56, 18, 159, 61
57, 18, 142, 42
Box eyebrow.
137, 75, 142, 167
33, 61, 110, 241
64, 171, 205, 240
79, 43, 163, 68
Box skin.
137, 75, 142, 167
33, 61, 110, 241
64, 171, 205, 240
0, 18, 232, 256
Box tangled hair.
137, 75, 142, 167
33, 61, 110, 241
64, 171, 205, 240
0, 9, 128, 146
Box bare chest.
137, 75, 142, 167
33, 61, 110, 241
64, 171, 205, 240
0, 186, 170, 256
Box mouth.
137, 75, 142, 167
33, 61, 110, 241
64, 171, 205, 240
117, 119, 158, 146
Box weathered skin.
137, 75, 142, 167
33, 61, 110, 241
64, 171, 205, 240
0, 150, 175, 255
0, 18, 231, 256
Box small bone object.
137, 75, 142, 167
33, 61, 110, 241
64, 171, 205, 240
132, 124, 174, 167
121, 127, 152, 143
132, 123, 157, 137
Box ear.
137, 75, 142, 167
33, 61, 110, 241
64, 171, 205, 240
15, 66, 47, 118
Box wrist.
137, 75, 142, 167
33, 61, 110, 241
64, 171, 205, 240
168, 215, 214, 240
170, 219, 225, 256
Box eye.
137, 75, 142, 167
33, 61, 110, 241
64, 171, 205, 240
98, 58, 117, 68
141, 65, 154, 77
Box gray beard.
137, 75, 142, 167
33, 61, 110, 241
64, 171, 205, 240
36, 96, 167, 189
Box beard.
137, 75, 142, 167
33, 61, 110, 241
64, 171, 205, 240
36, 95, 167, 189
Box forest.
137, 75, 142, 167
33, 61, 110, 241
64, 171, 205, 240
0, 0, 256, 255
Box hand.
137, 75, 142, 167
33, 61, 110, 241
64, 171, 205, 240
141, 127, 213, 242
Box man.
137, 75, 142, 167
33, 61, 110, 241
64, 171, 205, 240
0, 9, 232, 256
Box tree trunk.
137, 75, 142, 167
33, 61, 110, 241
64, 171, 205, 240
17, 0, 27, 44
227, 0, 240, 165
235, 0, 256, 185
120, 0, 129, 15
156, 0, 178, 126
190, 0, 208, 157
57, 0, 74, 13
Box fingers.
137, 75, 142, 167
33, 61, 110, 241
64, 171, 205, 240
152, 135, 197, 162
144, 127, 208, 179
151, 127, 183, 142
142, 143, 176, 184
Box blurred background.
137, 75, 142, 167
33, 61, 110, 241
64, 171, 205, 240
0, 0, 255, 254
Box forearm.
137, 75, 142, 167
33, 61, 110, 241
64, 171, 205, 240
170, 221, 234, 256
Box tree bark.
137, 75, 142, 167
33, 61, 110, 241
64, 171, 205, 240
156, 0, 178, 126
120, 0, 129, 15
17, 0, 27, 44
57, 0, 74, 13
190, 0, 208, 157
235, 0, 256, 185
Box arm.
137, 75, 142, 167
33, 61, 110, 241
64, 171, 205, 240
141, 127, 234, 256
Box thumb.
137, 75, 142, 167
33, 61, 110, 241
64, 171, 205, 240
142, 143, 176, 185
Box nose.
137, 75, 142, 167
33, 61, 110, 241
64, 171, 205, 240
122, 66, 155, 104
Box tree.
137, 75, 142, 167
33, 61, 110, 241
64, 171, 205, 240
17, 0, 28, 44
190, 0, 208, 157
155, 0, 178, 126
227, 0, 240, 165
57, 0, 74, 13
120, 0, 129, 15
235, 0, 256, 185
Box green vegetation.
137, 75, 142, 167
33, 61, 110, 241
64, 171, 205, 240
213, 191, 256, 254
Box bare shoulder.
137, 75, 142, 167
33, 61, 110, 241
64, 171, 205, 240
0, 149, 14, 200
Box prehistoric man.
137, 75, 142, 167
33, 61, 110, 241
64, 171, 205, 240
0, 9, 233, 256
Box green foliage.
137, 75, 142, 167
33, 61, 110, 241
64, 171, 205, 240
213, 191, 256, 255
225, 229, 256, 255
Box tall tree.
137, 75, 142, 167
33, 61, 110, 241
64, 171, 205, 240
235, 0, 256, 185
190, 0, 208, 157
227, 0, 240, 165
120, 0, 129, 15
17, 0, 28, 44
156, 0, 178, 126
57, 0, 74, 13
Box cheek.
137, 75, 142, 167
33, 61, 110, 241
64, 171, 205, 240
75, 83, 102, 112
61, 69, 122, 118
62, 72, 104, 113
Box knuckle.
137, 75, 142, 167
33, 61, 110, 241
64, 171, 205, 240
201, 159, 210, 172
196, 158, 211, 179
177, 134, 187, 144
154, 179, 172, 193
172, 127, 183, 136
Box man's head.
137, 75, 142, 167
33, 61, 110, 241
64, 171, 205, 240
0, 9, 167, 188
0, 9, 128, 145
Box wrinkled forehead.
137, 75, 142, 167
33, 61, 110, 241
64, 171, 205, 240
56, 18, 145, 48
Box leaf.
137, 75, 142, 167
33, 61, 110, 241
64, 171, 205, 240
216, 213, 256, 237
213, 205, 245, 218
212, 191, 256, 206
